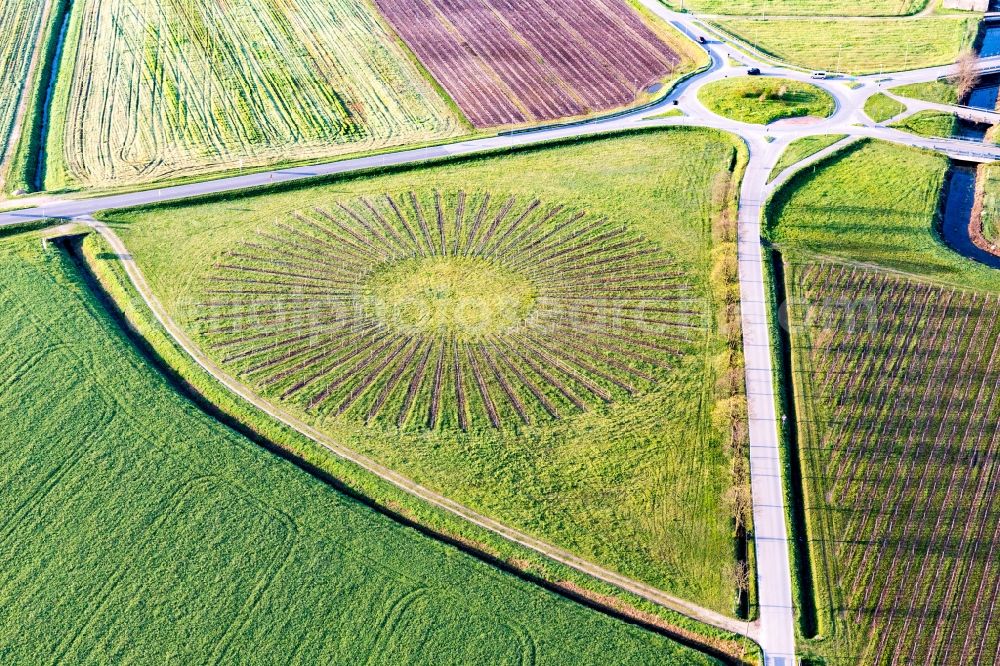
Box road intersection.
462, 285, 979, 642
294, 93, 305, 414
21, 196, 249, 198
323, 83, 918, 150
4, 7, 999, 664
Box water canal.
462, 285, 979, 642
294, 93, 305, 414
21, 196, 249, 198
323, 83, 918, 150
940, 163, 1000, 269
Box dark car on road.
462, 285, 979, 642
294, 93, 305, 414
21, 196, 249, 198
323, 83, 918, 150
747, 67, 761, 76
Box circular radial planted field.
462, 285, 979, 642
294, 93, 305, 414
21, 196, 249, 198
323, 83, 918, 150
197, 191, 702, 431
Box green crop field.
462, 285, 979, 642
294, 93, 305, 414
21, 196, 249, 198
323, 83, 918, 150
769, 134, 848, 181
0, 0, 46, 165
41, 0, 464, 191
863, 93, 907, 123
103, 128, 752, 615
0, 231, 719, 665
666, 0, 927, 15
890, 110, 958, 138
698, 77, 835, 125
715, 17, 978, 74
768, 139, 1000, 663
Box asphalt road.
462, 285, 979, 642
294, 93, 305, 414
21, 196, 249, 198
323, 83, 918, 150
6, 7, 1000, 664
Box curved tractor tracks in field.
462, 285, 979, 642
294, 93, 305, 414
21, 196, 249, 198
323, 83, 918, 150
4, 3, 1000, 664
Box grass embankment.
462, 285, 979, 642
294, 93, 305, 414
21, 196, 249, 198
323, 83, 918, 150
714, 17, 978, 74
102, 128, 752, 616
863, 93, 906, 122
766, 138, 1000, 664
891, 79, 960, 105
766, 139, 1000, 288
889, 110, 958, 137
41, 0, 464, 191
698, 77, 834, 125
665, 0, 927, 15
769, 134, 848, 181
0, 230, 722, 664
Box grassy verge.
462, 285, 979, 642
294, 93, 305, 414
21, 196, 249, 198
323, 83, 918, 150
765, 248, 821, 644
889, 109, 959, 137
646, 108, 686, 119
863, 93, 907, 122
631, 0, 713, 77
0, 218, 58, 240
769, 134, 848, 181
975, 161, 1000, 246
662, 0, 928, 14
698, 78, 835, 125
890, 79, 960, 105
0, 227, 733, 664
712, 17, 978, 74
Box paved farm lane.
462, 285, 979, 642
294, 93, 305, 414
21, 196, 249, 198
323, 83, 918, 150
737, 138, 797, 666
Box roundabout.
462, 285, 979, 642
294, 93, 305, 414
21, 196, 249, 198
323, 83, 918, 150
697, 76, 836, 125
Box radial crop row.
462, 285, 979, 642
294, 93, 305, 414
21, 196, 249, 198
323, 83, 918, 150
195, 191, 702, 432
789, 262, 1000, 666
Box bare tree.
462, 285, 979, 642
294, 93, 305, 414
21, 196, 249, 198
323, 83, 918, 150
952, 50, 980, 101
725, 561, 752, 598
724, 484, 753, 531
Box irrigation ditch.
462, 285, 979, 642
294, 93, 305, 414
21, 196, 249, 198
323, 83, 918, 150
33, 0, 71, 192
6, 0, 72, 195
941, 160, 1000, 268
54, 229, 759, 666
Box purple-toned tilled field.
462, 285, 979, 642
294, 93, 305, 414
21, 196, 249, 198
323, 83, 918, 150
375, 0, 682, 127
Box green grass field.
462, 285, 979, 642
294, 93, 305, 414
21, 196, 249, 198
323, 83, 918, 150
0, 1, 46, 166
891, 79, 961, 105
104, 128, 751, 615
666, 0, 927, 15
41, 0, 464, 191
769, 134, 848, 181
768, 139, 1000, 663
890, 109, 958, 137
767, 138, 1000, 289
698, 77, 835, 125
0, 231, 720, 665
863, 93, 907, 122
715, 17, 978, 74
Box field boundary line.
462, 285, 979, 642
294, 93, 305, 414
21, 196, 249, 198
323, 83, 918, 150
83, 217, 759, 643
